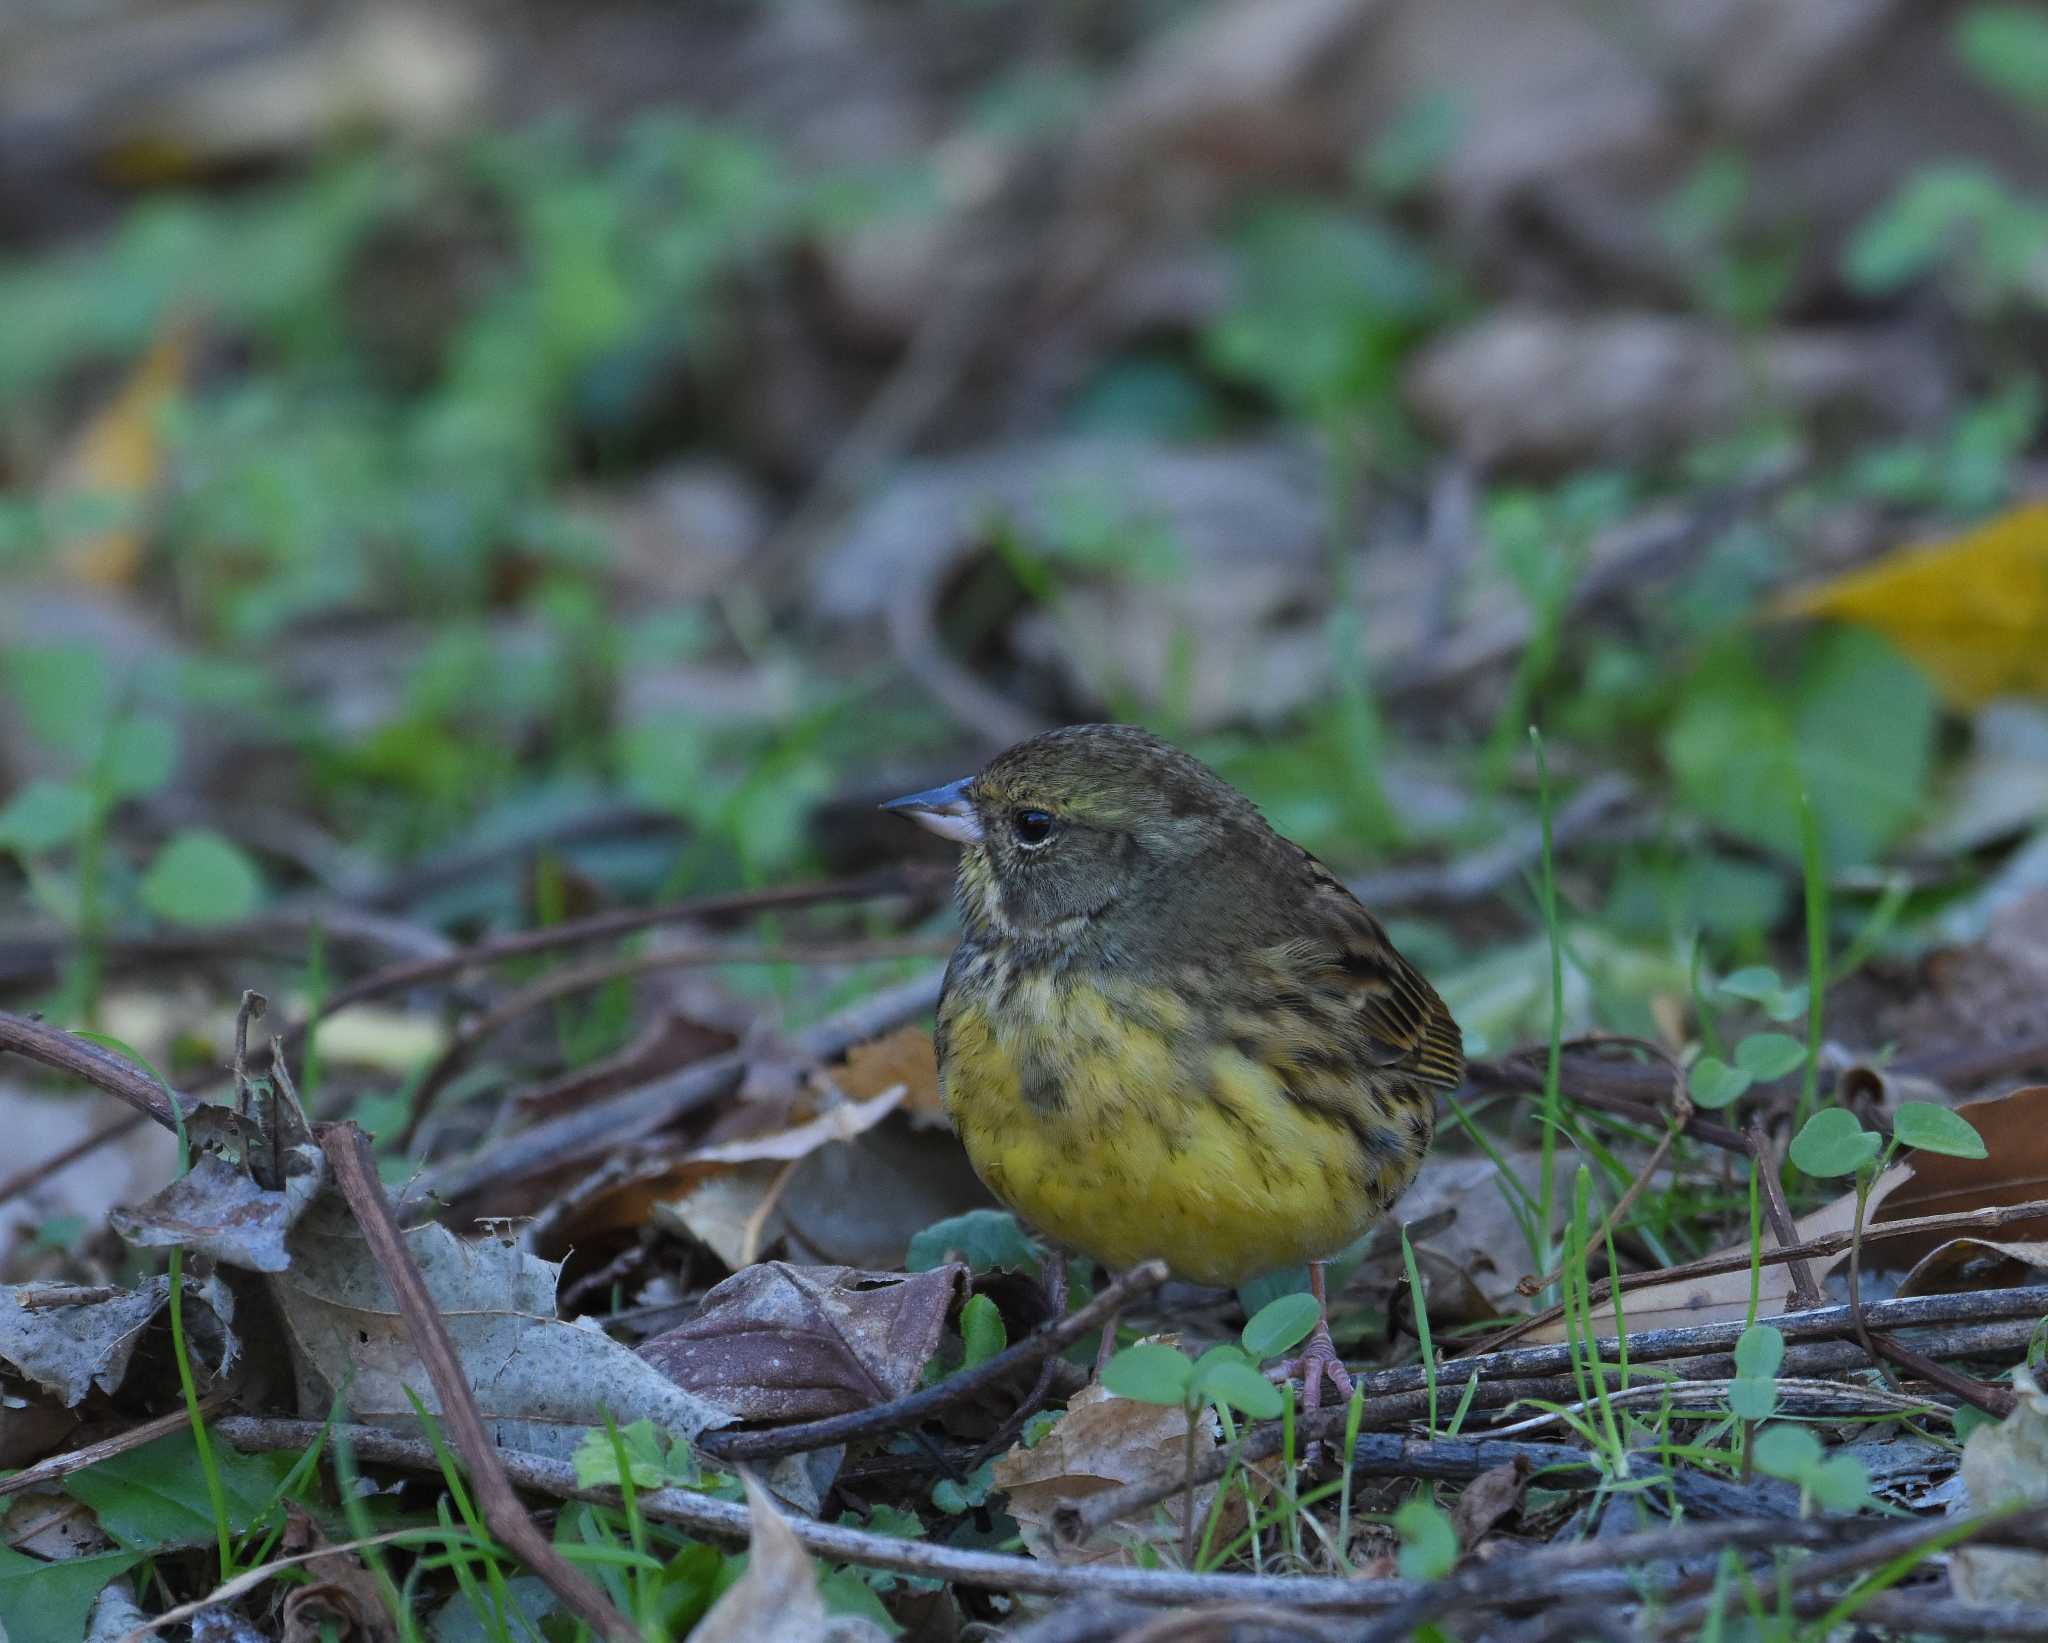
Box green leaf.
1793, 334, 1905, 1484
816, 1567, 904, 1636
1734, 1324, 1786, 1381
1789, 1108, 1882, 1177
906, 1209, 1041, 1276
1687, 1056, 1753, 1110
1666, 632, 1934, 870
1241, 1292, 1322, 1360
1751, 1423, 1822, 1481
1808, 1453, 1875, 1512
1735, 1033, 1808, 1081
1957, 4, 2048, 112
1892, 1101, 1988, 1160
0, 1546, 140, 1641
139, 829, 263, 925
5, 642, 113, 757
103, 713, 179, 798
1393, 1496, 1459, 1581
1729, 1376, 1779, 1422
572, 1420, 672, 1490
65, 1431, 293, 1549
930, 1458, 996, 1515
0, 778, 95, 853
1718, 967, 1810, 1022
1101, 1343, 1194, 1406
1191, 1354, 1283, 1421
959, 1293, 1007, 1369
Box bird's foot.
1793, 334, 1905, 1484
1266, 1316, 1355, 1416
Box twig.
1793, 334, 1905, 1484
396, 936, 949, 1146
0, 1012, 191, 1131
1479, 1194, 2048, 1353
697, 1261, 1167, 1463
308, 868, 940, 1028
317, 1122, 637, 1642
217, 1414, 1422, 1612
0, 1398, 227, 1498
417, 968, 944, 1206
1063, 1291, 2048, 1537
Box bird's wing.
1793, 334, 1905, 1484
1284, 848, 1466, 1092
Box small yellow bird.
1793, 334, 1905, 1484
886, 724, 1462, 1409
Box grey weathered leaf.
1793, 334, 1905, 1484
1952, 1368, 2048, 1604
268, 1190, 728, 1459
639, 1262, 966, 1422
110, 1145, 326, 1272
0, 1277, 236, 1407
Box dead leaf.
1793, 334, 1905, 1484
268, 1189, 727, 1459
1895, 1236, 2048, 1298
1531, 1164, 1910, 1340
638, 1263, 965, 1423
0, 1276, 236, 1406
1451, 1459, 1529, 1548
830, 1027, 946, 1127
1874, 1087, 2048, 1266
686, 1085, 906, 1165
1393, 1150, 1570, 1309
111, 1144, 326, 1273
693, 1473, 889, 1643
996, 1376, 1239, 1566
46, 320, 193, 587
1774, 501, 2048, 707
1951, 1368, 2048, 1605
279, 1507, 397, 1643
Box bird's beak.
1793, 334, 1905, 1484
881, 776, 983, 845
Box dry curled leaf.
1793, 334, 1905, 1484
996, 1372, 1243, 1566
693, 1473, 890, 1643
111, 1145, 327, 1273
0, 1276, 236, 1407
1951, 1368, 2048, 1605
639, 1262, 966, 1422
829, 1027, 945, 1126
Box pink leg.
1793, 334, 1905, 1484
1267, 1261, 1355, 1416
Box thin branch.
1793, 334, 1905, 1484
318, 1122, 637, 1643
416, 968, 944, 1206
397, 936, 949, 1146
0, 1012, 191, 1131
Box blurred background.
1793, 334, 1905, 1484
1, 0, 2045, 1143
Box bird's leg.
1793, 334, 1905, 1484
1092, 1300, 1123, 1378
1266, 1261, 1355, 1417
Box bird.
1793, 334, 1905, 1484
884, 723, 1462, 1413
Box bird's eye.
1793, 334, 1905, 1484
1011, 808, 1056, 847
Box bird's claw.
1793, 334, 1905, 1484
1265, 1317, 1355, 1416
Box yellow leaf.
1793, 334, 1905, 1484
1773, 502, 2048, 705
47, 318, 195, 588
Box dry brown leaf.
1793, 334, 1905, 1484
1393, 1150, 1570, 1309
693, 1473, 890, 1643
1450, 1459, 1529, 1548
46, 320, 193, 587
278, 1506, 397, 1643
1774, 502, 2048, 706
830, 1027, 946, 1126
1530, 1164, 1910, 1341
993, 1371, 1248, 1566
1951, 1369, 2048, 1605
1895, 1236, 2048, 1298
687, 1084, 906, 1165
1874, 1086, 2048, 1267
638, 1262, 966, 1423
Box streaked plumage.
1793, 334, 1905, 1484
891, 725, 1462, 1296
